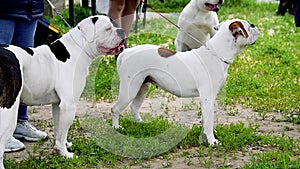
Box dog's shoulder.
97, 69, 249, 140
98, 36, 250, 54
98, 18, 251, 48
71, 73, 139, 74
48, 40, 71, 62
0, 47, 22, 108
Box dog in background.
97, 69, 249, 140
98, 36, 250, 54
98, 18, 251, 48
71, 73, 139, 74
175, 0, 224, 52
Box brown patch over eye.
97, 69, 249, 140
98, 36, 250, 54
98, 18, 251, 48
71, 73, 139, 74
229, 21, 249, 38
157, 47, 176, 58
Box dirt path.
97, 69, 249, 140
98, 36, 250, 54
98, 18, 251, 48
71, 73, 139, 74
4, 97, 299, 168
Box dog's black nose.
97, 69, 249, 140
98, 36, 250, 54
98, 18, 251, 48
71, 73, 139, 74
116, 29, 126, 39
250, 24, 255, 28
219, 0, 224, 4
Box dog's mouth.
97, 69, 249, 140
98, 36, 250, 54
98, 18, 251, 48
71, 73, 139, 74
205, 3, 219, 12
99, 41, 125, 55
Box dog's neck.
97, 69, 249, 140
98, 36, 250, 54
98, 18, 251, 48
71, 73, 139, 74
205, 34, 245, 64
60, 28, 97, 61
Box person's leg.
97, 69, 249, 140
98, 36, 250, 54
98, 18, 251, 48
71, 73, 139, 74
108, 0, 126, 27
11, 19, 47, 141
295, 0, 300, 27
12, 19, 36, 122
0, 19, 15, 45
12, 19, 38, 47
121, 0, 140, 36
0, 19, 26, 152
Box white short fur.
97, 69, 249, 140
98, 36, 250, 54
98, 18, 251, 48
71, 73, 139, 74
175, 0, 224, 52
112, 19, 259, 146
0, 15, 125, 169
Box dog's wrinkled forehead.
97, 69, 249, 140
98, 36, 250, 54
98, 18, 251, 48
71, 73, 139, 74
218, 19, 259, 45
93, 15, 113, 27
77, 15, 117, 42
215, 19, 251, 36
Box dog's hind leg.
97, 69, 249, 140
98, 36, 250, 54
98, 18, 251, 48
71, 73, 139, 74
130, 83, 151, 122
0, 103, 19, 169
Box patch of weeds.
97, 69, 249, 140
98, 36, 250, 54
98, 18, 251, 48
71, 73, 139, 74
224, 106, 240, 116
216, 122, 260, 152
116, 118, 174, 138
181, 98, 199, 111
178, 125, 202, 148
245, 151, 300, 169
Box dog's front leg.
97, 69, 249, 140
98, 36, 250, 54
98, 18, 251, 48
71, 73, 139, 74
52, 101, 76, 158
200, 94, 218, 146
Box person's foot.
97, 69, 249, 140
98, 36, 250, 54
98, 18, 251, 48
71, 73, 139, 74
13, 121, 47, 141
5, 137, 25, 152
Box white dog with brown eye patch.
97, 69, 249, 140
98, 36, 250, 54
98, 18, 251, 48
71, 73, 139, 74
0, 15, 125, 169
111, 19, 259, 146
175, 0, 224, 52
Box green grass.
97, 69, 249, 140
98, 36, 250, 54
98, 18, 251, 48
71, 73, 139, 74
4, 118, 299, 168
4, 1, 300, 168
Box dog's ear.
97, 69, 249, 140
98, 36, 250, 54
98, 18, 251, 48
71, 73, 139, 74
229, 21, 249, 39
77, 17, 96, 42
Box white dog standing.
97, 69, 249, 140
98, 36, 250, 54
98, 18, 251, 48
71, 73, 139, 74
175, 0, 224, 52
112, 19, 259, 146
0, 15, 125, 169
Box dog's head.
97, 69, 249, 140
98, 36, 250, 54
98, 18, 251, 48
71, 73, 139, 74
214, 19, 259, 46
198, 0, 224, 12
77, 15, 126, 55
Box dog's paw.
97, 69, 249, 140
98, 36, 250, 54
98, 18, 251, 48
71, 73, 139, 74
66, 141, 73, 148
200, 133, 220, 147
134, 117, 143, 123
54, 145, 75, 158
208, 139, 220, 147
66, 152, 74, 158
112, 124, 123, 129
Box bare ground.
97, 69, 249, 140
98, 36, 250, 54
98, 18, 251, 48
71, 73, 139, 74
4, 96, 299, 168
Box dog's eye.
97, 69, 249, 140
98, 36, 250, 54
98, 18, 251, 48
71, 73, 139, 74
105, 27, 112, 31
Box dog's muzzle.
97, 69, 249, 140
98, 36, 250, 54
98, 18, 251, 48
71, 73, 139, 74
249, 23, 259, 45
100, 42, 125, 55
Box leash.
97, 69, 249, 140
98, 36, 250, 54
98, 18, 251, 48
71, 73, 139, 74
46, 0, 73, 29
140, 0, 205, 46
46, 1, 94, 59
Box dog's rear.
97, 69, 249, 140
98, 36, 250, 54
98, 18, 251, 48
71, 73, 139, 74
0, 47, 23, 169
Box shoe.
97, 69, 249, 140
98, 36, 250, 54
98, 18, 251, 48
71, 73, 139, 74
13, 121, 47, 141
5, 137, 25, 152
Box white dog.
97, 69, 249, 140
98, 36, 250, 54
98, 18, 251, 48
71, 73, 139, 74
112, 19, 259, 146
0, 15, 125, 169
175, 0, 224, 52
